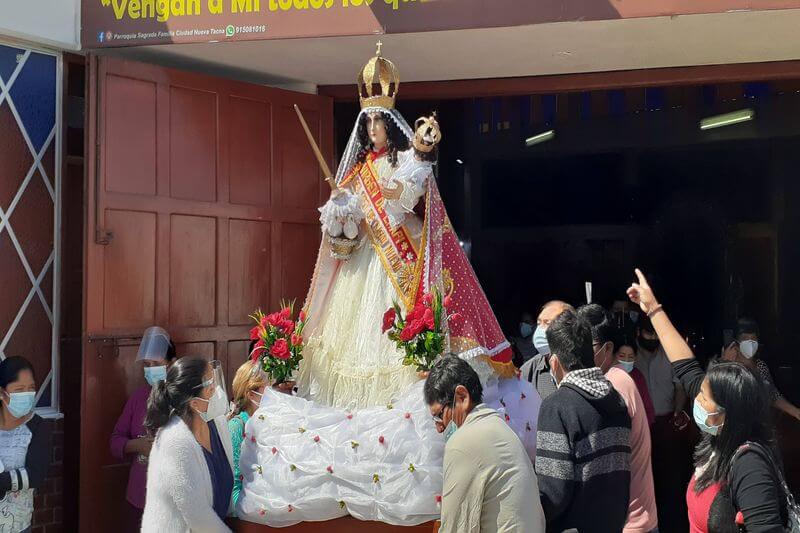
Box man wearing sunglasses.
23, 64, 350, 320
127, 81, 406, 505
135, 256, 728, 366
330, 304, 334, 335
424, 356, 545, 533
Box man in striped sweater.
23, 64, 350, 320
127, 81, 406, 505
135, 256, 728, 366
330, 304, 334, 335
535, 309, 632, 533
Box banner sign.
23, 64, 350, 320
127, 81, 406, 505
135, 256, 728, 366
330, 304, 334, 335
82, 0, 574, 48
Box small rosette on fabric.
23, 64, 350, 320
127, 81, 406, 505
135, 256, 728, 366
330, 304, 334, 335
319, 191, 363, 239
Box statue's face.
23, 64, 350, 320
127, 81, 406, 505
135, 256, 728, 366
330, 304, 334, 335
366, 112, 388, 149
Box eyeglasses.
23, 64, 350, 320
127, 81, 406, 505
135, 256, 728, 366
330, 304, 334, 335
431, 398, 454, 425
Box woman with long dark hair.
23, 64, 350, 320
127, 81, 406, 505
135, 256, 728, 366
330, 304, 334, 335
628, 269, 788, 532
141, 356, 233, 533
0, 356, 53, 533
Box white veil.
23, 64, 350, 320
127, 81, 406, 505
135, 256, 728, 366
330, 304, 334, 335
334, 106, 415, 185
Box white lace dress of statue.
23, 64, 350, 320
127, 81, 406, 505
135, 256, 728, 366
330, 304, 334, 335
236, 47, 541, 527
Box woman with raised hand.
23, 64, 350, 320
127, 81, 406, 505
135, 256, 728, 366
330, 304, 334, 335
141, 356, 234, 533
628, 269, 789, 532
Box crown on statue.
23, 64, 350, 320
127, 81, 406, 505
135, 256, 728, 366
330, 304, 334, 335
412, 114, 442, 153
358, 41, 400, 110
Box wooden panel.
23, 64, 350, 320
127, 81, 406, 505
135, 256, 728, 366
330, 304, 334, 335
103, 209, 156, 328
84, 56, 332, 533
280, 222, 320, 304
227, 339, 251, 392
105, 75, 156, 195
228, 219, 270, 325
169, 86, 218, 202
230, 518, 437, 532
279, 105, 320, 209
175, 341, 216, 361
229, 96, 271, 207
170, 215, 216, 327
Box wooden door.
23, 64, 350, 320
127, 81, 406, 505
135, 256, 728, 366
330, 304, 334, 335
81, 55, 332, 532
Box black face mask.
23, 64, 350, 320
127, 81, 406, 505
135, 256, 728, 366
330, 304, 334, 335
638, 336, 659, 352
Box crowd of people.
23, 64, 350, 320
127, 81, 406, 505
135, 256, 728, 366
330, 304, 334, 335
2, 270, 798, 533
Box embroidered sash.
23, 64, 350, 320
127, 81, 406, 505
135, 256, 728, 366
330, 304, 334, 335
349, 157, 426, 308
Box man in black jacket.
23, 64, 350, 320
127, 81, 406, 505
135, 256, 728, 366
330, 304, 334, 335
535, 309, 632, 533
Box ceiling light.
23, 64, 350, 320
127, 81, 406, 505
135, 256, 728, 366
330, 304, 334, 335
700, 109, 754, 131
455, 159, 464, 165
525, 130, 555, 147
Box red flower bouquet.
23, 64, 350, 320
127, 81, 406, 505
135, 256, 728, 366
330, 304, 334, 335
383, 288, 450, 372
250, 302, 306, 384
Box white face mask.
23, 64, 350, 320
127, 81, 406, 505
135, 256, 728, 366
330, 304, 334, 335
249, 390, 263, 409
739, 340, 759, 359
618, 360, 635, 373
194, 385, 228, 422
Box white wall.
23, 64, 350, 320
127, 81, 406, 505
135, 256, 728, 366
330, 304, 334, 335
0, 0, 80, 50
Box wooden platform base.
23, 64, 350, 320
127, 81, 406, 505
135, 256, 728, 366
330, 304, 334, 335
230, 517, 439, 532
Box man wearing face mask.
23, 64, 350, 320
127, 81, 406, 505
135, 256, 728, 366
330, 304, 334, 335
511, 312, 538, 367
721, 317, 800, 422
110, 326, 177, 532
636, 319, 693, 532
578, 304, 658, 533
535, 309, 631, 533
424, 355, 545, 533
519, 300, 574, 401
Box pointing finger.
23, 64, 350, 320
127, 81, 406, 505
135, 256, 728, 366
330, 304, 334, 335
634, 268, 648, 286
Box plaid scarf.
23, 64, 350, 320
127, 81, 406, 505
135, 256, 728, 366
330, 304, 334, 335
561, 367, 612, 399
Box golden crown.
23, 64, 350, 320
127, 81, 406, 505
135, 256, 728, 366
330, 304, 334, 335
412, 114, 442, 153
358, 41, 400, 110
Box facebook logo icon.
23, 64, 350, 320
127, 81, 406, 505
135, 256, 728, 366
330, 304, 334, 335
98, 31, 105, 43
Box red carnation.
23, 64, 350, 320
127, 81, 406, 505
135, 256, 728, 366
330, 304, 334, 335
250, 325, 262, 341
399, 324, 416, 342
250, 339, 265, 362
279, 319, 295, 335
280, 307, 292, 320
264, 312, 282, 327
406, 302, 426, 323
443, 294, 452, 308
291, 333, 303, 346
382, 308, 397, 333
298, 310, 306, 322
422, 308, 435, 330
270, 339, 291, 360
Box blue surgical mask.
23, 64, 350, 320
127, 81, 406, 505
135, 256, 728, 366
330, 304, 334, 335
443, 420, 458, 443
693, 401, 724, 436
533, 326, 550, 355
519, 323, 534, 338
618, 360, 635, 373
6, 391, 36, 418
144, 365, 167, 386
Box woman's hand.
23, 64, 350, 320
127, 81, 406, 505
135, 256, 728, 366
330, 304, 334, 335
417, 371, 430, 380
721, 342, 740, 362
125, 437, 154, 457
627, 268, 660, 315
273, 381, 295, 395
381, 182, 404, 200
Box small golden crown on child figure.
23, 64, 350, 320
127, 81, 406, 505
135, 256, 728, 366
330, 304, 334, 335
358, 41, 399, 110
413, 114, 442, 153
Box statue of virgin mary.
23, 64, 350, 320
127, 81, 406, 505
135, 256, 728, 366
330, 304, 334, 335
236, 47, 540, 527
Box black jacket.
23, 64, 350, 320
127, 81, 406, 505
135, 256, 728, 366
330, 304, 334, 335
0, 414, 54, 499
535, 367, 632, 533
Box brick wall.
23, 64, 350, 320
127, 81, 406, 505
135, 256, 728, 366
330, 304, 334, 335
32, 419, 64, 533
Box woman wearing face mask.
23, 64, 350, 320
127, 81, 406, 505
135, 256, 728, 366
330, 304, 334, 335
227, 360, 268, 509
628, 269, 789, 532
721, 318, 800, 423
0, 356, 53, 533
614, 338, 656, 426
141, 357, 234, 533
110, 327, 177, 531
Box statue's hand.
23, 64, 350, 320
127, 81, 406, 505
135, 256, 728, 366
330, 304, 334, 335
381, 182, 404, 200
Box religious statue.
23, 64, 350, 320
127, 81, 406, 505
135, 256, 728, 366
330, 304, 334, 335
237, 45, 539, 527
